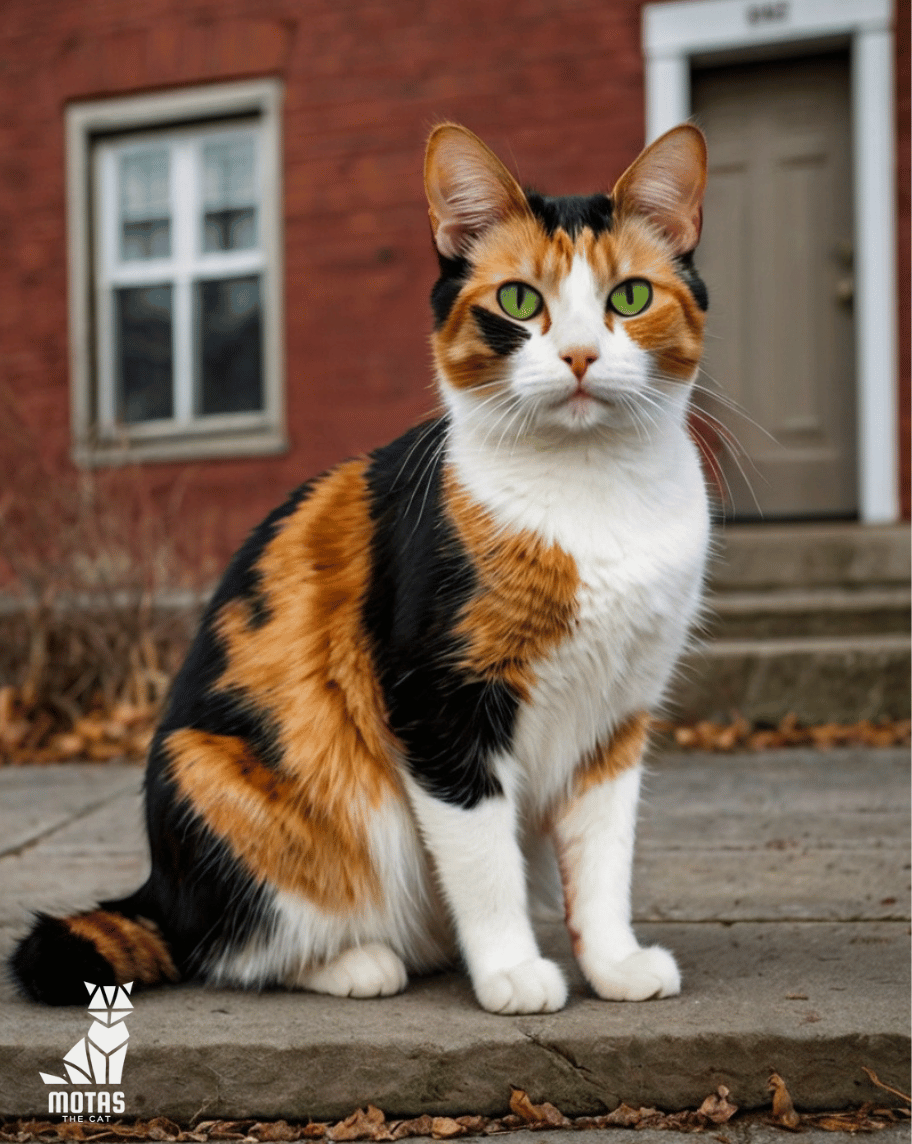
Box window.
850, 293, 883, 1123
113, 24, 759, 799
67, 82, 285, 464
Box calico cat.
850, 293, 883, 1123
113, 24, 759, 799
11, 122, 709, 1015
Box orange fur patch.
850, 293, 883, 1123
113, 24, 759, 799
444, 468, 580, 701
167, 458, 397, 911
67, 911, 178, 985
166, 728, 381, 909
574, 710, 650, 797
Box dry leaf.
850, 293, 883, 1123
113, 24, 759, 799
768, 1072, 802, 1129
862, 1066, 912, 1105
429, 1119, 464, 1139
47, 731, 85, 757
453, 1117, 486, 1134
697, 1086, 738, 1125
251, 1123, 298, 1142
327, 1107, 389, 1143
148, 1119, 182, 1141
507, 1088, 568, 1126
56, 1124, 87, 1140
388, 1117, 433, 1141
204, 1124, 246, 1141
603, 1104, 653, 1127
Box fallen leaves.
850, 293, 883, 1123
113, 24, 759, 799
654, 712, 911, 753
4, 683, 909, 768
0, 685, 158, 765
573, 1085, 738, 1132
2, 1072, 910, 1142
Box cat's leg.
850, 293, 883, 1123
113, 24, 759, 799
406, 772, 567, 1015
553, 712, 680, 1001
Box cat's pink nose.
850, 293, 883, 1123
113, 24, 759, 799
561, 347, 599, 381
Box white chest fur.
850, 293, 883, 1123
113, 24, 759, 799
448, 417, 709, 814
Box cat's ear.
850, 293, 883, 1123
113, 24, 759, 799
612, 125, 707, 256
424, 124, 531, 259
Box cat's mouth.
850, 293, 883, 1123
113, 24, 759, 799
548, 384, 616, 410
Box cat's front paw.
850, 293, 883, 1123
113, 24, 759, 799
301, 944, 408, 998
474, 957, 568, 1014
586, 946, 680, 1001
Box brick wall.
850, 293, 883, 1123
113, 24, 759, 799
0, 0, 908, 579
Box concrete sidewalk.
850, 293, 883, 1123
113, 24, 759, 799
0, 748, 908, 1122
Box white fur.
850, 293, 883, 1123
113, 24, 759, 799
209, 792, 455, 991
404, 770, 568, 1013
300, 944, 408, 998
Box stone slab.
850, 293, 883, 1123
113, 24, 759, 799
0, 750, 908, 1121
408, 1128, 912, 1144
707, 524, 911, 591
709, 586, 910, 638
672, 634, 911, 722
0, 921, 907, 1121
0, 765, 142, 858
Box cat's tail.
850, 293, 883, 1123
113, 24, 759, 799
9, 901, 179, 1006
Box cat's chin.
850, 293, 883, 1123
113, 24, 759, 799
529, 389, 646, 441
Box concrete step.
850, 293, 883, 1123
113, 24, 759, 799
671, 632, 911, 723
708, 523, 910, 591
0, 752, 908, 1122
675, 523, 912, 722
707, 586, 910, 638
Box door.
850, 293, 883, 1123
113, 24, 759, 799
691, 52, 856, 519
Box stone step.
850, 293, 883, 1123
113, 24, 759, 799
0, 752, 908, 1121
708, 523, 911, 591
671, 632, 911, 724
706, 586, 910, 638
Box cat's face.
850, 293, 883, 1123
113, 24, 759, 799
425, 125, 708, 444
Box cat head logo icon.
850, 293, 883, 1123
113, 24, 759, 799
40, 981, 133, 1087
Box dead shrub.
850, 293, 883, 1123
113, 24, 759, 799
0, 384, 214, 762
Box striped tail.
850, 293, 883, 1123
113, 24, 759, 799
9, 909, 179, 1006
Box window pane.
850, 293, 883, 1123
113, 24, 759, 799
201, 137, 258, 251
196, 276, 263, 415
116, 285, 173, 422
120, 149, 171, 260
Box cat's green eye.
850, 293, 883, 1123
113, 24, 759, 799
609, 279, 653, 318
497, 282, 543, 321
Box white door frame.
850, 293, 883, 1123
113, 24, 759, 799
643, 0, 898, 523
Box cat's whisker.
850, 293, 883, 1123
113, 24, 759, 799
689, 410, 768, 518
690, 372, 779, 447
404, 433, 450, 538
687, 417, 741, 517
391, 418, 452, 492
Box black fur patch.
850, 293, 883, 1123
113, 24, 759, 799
525, 190, 614, 238
363, 419, 513, 809
120, 737, 275, 980
472, 306, 531, 355
9, 914, 115, 1005
155, 484, 319, 771
430, 253, 470, 328
674, 252, 709, 312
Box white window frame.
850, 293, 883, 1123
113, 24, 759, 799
67, 80, 286, 465
643, 0, 898, 523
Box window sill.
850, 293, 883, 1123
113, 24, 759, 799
72, 427, 288, 467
